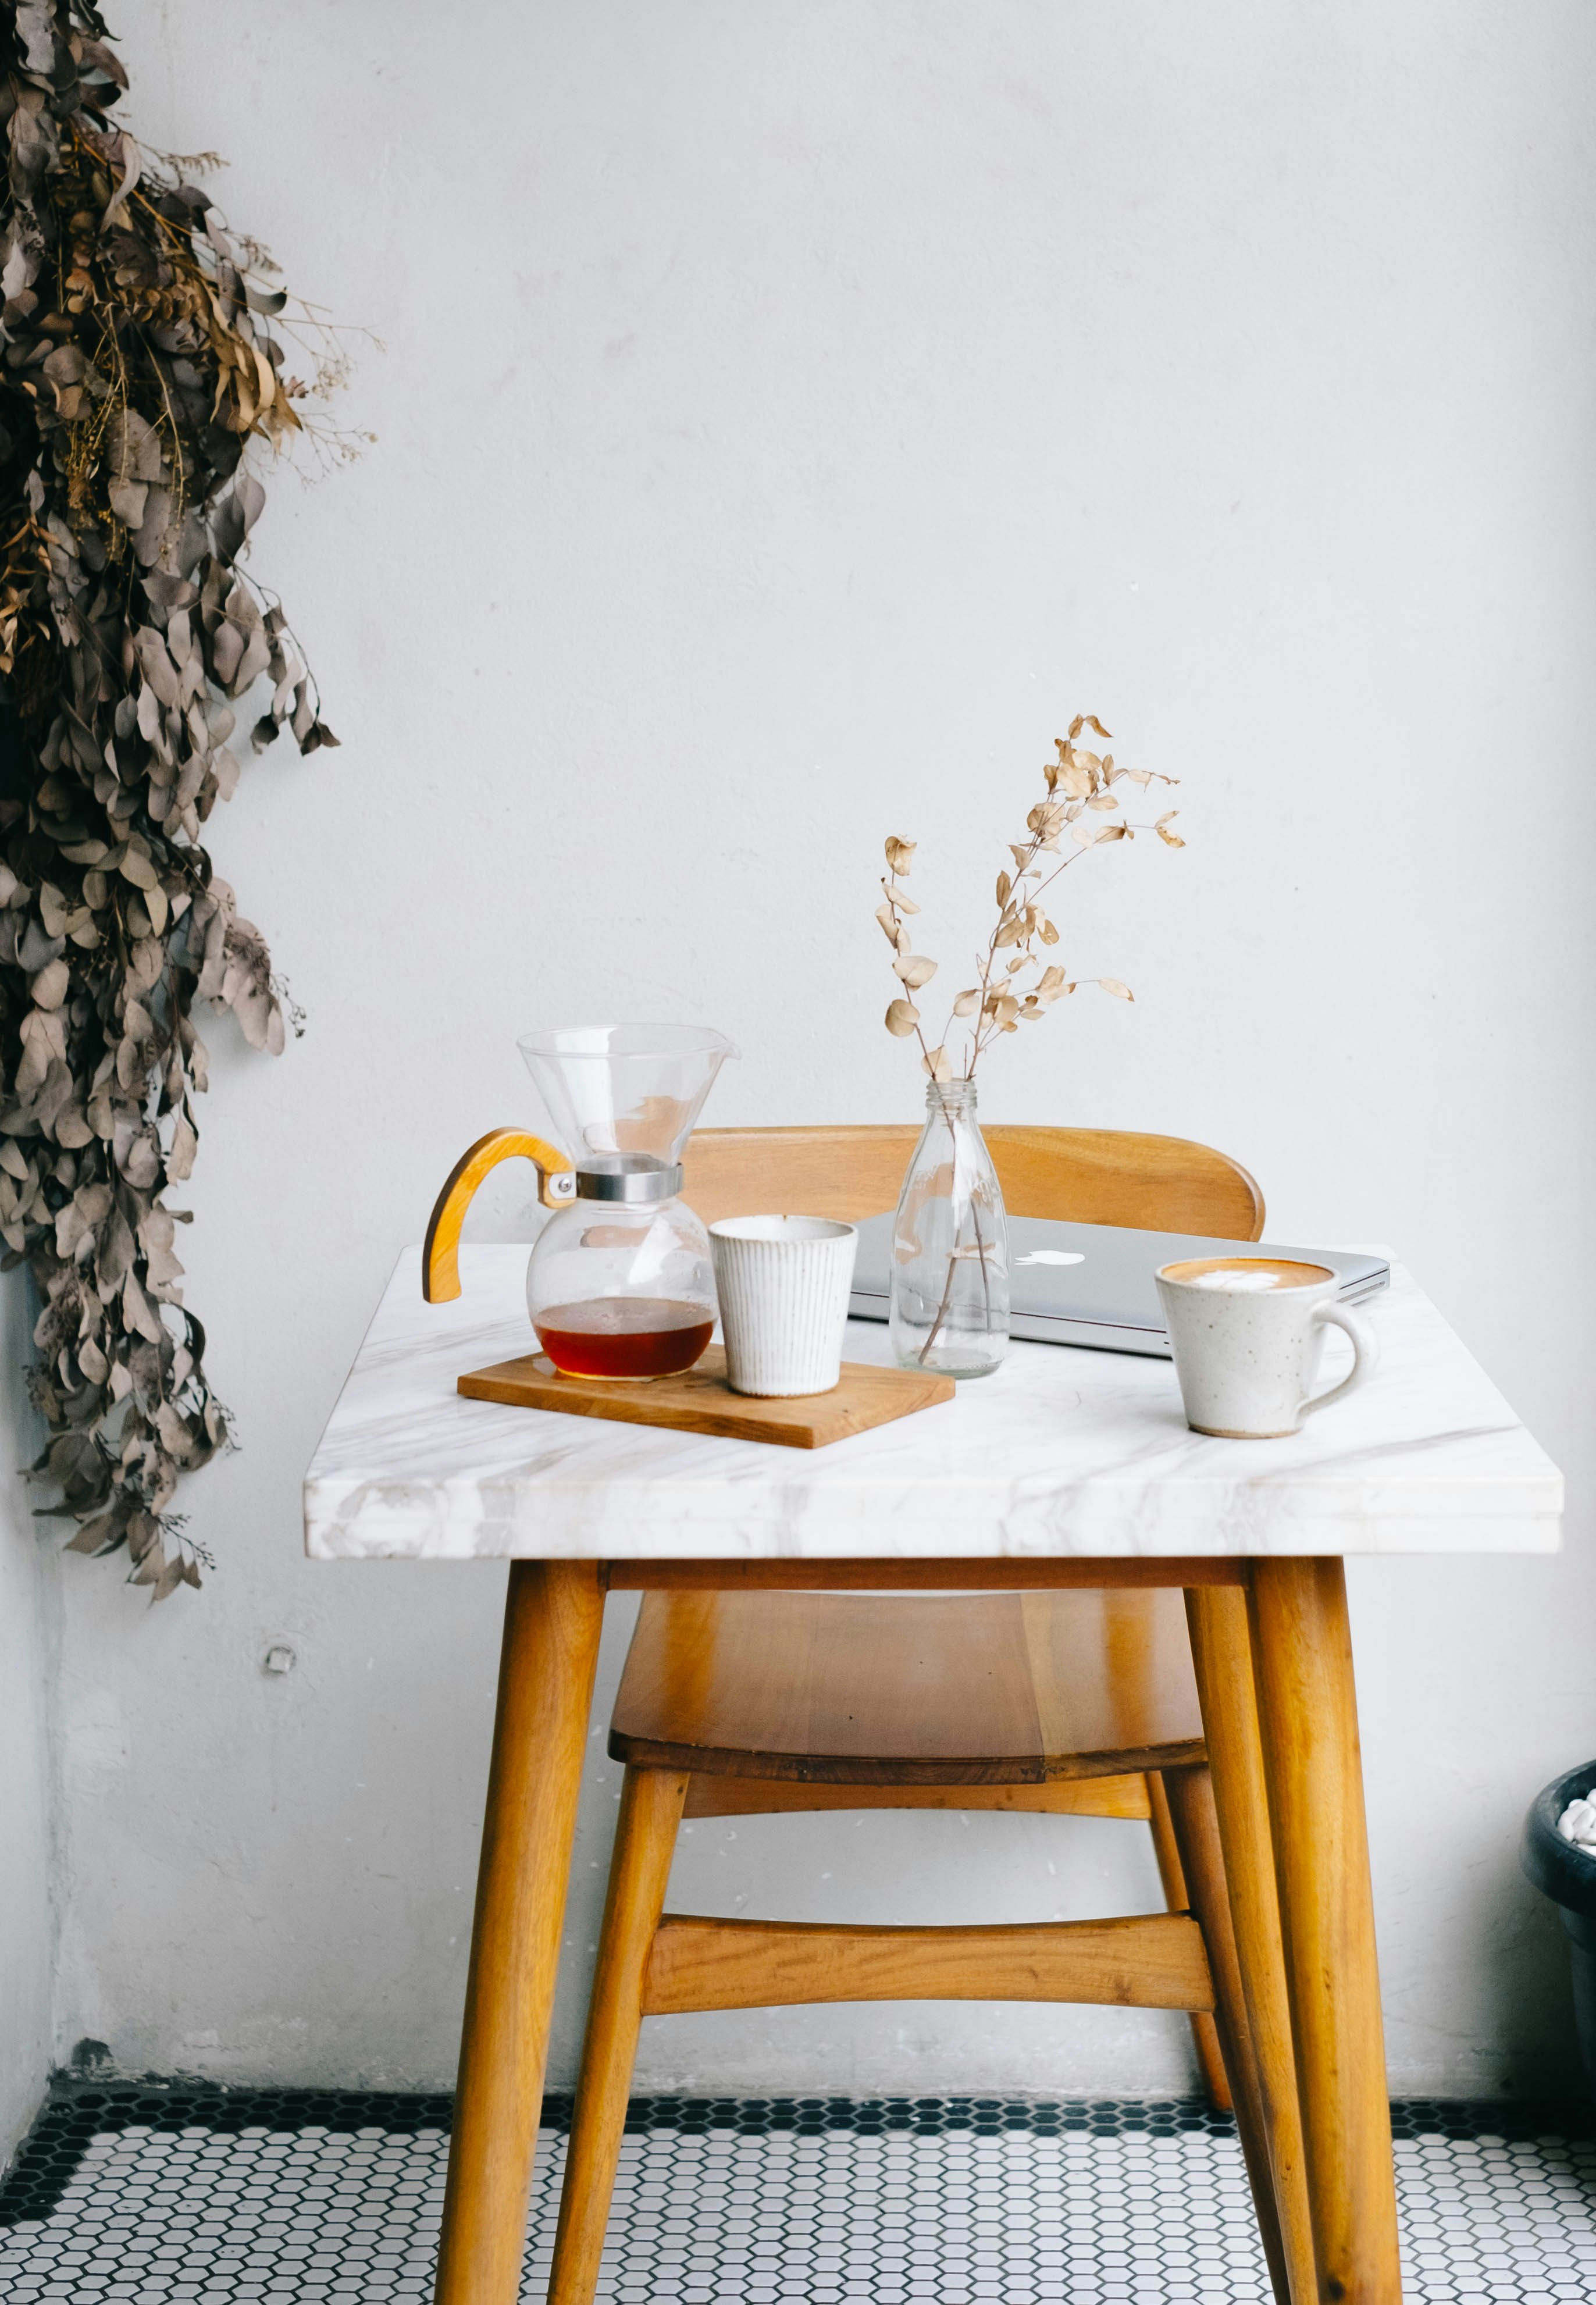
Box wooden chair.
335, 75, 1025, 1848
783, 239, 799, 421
546, 1127, 1295, 2305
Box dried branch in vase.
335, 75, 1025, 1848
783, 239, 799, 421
0, 1, 359, 1595
877, 717, 1183, 1085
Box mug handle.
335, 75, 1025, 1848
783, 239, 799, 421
1301, 1299, 1379, 1418
422, 1128, 575, 1303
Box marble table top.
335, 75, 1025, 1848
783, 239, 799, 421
302, 1247, 1562, 1563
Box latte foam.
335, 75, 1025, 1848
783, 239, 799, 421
1159, 1256, 1334, 1293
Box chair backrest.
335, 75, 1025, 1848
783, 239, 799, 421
682, 1125, 1264, 1239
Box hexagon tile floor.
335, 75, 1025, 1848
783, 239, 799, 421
2, 2087, 1594, 2302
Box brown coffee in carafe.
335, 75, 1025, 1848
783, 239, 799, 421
533, 1297, 715, 1380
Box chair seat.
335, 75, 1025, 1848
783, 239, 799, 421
610, 1587, 1205, 1787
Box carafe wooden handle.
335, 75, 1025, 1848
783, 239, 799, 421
423, 1128, 576, 1303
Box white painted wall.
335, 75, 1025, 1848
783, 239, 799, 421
0, 1273, 55, 2161
26, 0, 1596, 2103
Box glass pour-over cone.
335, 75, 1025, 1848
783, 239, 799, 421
517, 1022, 735, 1182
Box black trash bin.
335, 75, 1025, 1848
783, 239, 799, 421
1522, 1757, 1596, 2098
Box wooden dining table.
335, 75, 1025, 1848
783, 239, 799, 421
304, 1242, 1562, 2305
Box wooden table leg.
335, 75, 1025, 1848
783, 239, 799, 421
1248, 1558, 1401, 2304
433, 1560, 606, 2305
1185, 1587, 1316, 2305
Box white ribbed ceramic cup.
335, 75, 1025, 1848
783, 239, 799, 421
710, 1216, 858, 1397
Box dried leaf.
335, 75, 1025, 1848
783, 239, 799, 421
952, 988, 980, 1017
995, 871, 1011, 908
1156, 812, 1186, 847
1086, 793, 1118, 812
108, 478, 148, 530
1099, 978, 1134, 1001
885, 999, 921, 1036
893, 954, 938, 989
30, 957, 69, 1009
921, 1044, 952, 1082
875, 902, 900, 945
884, 836, 916, 874
887, 884, 920, 914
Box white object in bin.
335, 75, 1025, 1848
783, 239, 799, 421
710, 1216, 858, 1398
1559, 1794, 1596, 1850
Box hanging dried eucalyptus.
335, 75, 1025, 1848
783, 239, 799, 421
0, 2, 340, 1594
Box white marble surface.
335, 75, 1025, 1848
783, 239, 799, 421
302, 1247, 1562, 1561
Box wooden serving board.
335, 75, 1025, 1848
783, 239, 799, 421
456, 1345, 955, 1449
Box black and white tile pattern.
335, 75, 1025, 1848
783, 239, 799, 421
2, 2087, 1593, 2302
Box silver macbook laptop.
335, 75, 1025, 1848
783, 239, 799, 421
847, 1213, 1389, 1356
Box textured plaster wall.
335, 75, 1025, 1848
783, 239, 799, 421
0, 1270, 55, 2161
22, 0, 1596, 2102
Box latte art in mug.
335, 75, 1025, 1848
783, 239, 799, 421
1162, 1256, 1334, 1295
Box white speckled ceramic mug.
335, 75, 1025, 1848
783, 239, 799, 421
1155, 1256, 1378, 1439
710, 1216, 858, 1397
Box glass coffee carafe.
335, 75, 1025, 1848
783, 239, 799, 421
422, 1023, 736, 1380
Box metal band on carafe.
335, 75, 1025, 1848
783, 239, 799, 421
573, 1155, 683, 1204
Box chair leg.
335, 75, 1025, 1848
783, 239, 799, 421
547, 1766, 690, 2305
1146, 1771, 1232, 2115
1162, 1765, 1292, 2305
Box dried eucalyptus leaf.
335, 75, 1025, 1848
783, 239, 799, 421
884, 999, 920, 1037
108, 478, 147, 529
892, 954, 937, 989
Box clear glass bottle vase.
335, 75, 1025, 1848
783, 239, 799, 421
889, 1078, 1009, 1378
